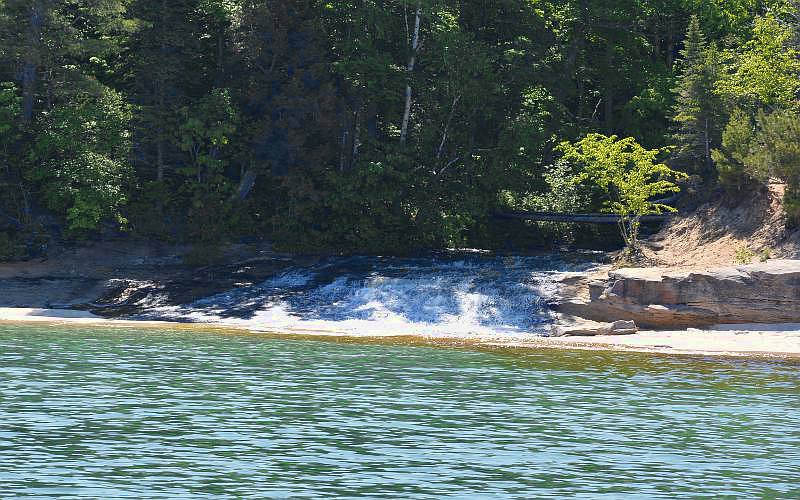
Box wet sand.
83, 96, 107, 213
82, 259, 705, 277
3, 307, 800, 359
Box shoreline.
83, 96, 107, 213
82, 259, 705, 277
3, 307, 800, 360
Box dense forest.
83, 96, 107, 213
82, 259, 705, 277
0, 0, 799, 259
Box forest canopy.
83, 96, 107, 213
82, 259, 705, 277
0, 0, 798, 258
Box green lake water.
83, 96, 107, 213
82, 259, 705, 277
1, 324, 798, 498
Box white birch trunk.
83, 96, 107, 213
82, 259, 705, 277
400, 2, 421, 145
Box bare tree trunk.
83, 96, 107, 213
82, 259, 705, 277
44, 67, 53, 111
574, 0, 587, 121
230, 167, 258, 202
351, 106, 362, 164
339, 110, 350, 172
156, 136, 165, 181
436, 94, 461, 160
665, 17, 674, 70
156, 0, 167, 182
618, 216, 638, 250
22, 3, 44, 125
215, 31, 225, 87
604, 39, 614, 132
576, 77, 585, 121
400, 2, 421, 145
339, 102, 363, 171
617, 218, 628, 247
703, 117, 711, 175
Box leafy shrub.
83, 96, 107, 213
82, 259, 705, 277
0, 232, 18, 261
125, 181, 179, 240
560, 134, 687, 250
28, 87, 132, 234
734, 245, 755, 264
42, 152, 130, 232
784, 186, 800, 228
498, 161, 592, 245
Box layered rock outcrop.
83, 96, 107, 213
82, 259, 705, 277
557, 260, 800, 329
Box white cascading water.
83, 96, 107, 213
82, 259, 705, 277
135, 254, 597, 339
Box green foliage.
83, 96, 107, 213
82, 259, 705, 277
273, 154, 434, 254
706, 10, 800, 225
681, 0, 787, 40
560, 133, 687, 248
177, 89, 238, 186
0, 82, 23, 220
0, 82, 20, 141
752, 110, 800, 225
712, 107, 756, 192
28, 88, 132, 234
499, 161, 592, 244
747, 110, 800, 182
671, 16, 723, 178
527, 162, 592, 215
713, 108, 800, 222
0, 0, 796, 255
172, 88, 239, 244
620, 77, 674, 148
715, 15, 800, 110
734, 245, 755, 264
784, 186, 800, 227
125, 180, 178, 239
50, 152, 131, 231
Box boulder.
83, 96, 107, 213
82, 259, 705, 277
556, 259, 800, 329
553, 318, 639, 336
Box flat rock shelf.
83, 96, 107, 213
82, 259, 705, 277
557, 260, 800, 329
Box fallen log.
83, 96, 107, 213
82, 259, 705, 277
494, 211, 674, 224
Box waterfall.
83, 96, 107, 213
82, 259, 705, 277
132, 253, 598, 338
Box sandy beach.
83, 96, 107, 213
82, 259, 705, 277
3, 307, 800, 359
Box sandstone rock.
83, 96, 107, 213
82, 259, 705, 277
553, 317, 639, 336
557, 259, 800, 329
609, 320, 639, 334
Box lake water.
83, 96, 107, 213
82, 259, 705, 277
1, 324, 798, 498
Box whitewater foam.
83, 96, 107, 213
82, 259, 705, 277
131, 255, 595, 339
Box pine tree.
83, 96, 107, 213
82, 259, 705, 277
671, 15, 721, 179
126, 0, 204, 182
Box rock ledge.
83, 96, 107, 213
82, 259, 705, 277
557, 259, 800, 329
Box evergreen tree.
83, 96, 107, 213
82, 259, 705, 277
671, 15, 721, 179
126, 0, 204, 183
738, 110, 800, 225
711, 107, 754, 193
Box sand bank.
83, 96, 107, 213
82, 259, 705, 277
502, 325, 800, 358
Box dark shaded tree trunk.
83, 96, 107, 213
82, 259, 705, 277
604, 39, 614, 132
22, 3, 44, 125
231, 168, 258, 201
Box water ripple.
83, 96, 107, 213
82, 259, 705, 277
0, 325, 798, 498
